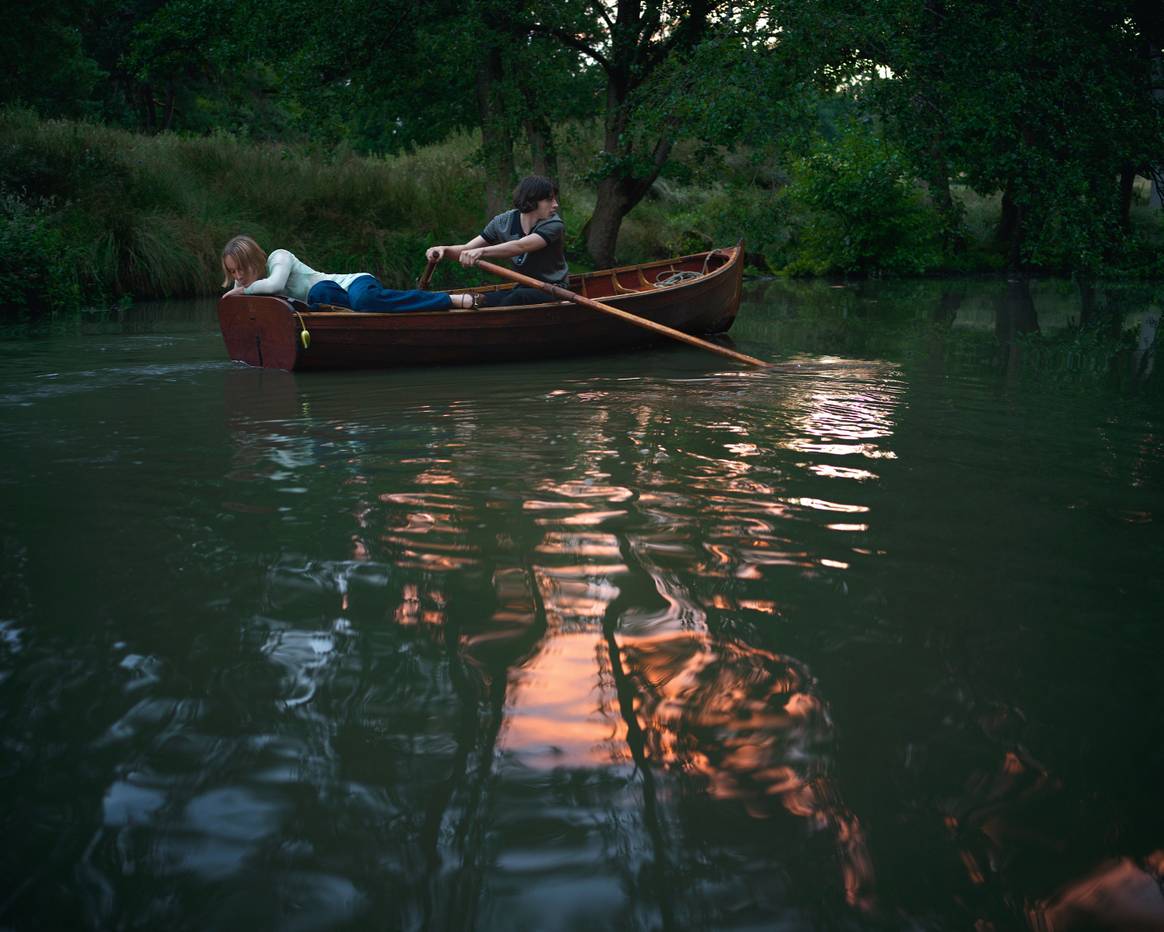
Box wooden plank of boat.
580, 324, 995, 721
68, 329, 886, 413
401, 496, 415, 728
217, 243, 745, 371
476, 257, 768, 368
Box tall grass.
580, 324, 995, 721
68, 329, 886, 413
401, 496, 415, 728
0, 111, 501, 310
4, 108, 1160, 314
1, 112, 786, 311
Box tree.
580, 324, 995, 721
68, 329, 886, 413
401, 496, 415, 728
527, 0, 733, 267
0, 1, 105, 118
777, 0, 1164, 271
118, 0, 229, 132
251, 0, 595, 213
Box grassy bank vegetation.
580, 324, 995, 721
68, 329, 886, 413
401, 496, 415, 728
2, 108, 1162, 315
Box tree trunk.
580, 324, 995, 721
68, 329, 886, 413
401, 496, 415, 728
140, 84, 156, 133
997, 184, 1025, 270
920, 0, 963, 251
584, 177, 634, 269
162, 82, 176, 133
523, 115, 557, 179
928, 162, 964, 251
581, 0, 705, 266
517, 74, 557, 178
1117, 162, 1136, 231
584, 148, 673, 269
585, 126, 673, 267
475, 47, 515, 217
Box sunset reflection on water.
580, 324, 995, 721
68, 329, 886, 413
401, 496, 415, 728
50, 350, 1158, 931
294, 361, 905, 917
5, 281, 1164, 932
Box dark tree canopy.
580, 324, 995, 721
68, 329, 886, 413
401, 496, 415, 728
2, 0, 1161, 272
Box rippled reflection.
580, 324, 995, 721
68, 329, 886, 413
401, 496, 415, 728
4, 345, 1159, 931
106, 361, 900, 928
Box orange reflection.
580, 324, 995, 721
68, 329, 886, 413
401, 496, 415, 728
535, 532, 622, 559
490, 494, 877, 911
538, 509, 628, 527
615, 632, 876, 912
1029, 854, 1164, 931
499, 633, 628, 770
810, 463, 879, 481
535, 478, 634, 502
414, 470, 462, 486
233, 360, 902, 921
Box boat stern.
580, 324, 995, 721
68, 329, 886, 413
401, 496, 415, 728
217, 296, 302, 370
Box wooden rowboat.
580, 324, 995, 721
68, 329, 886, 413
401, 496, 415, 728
217, 243, 744, 371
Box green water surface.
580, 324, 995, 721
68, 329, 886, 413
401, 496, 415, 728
1, 278, 1162, 931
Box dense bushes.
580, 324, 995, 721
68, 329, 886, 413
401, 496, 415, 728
0, 110, 490, 313
1, 109, 1161, 315
780, 124, 945, 276
0, 191, 85, 311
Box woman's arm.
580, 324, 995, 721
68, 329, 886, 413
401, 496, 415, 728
243, 250, 293, 295
459, 233, 547, 267
426, 236, 489, 263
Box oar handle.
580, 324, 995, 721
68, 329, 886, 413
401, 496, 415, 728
417, 256, 438, 290
474, 259, 768, 368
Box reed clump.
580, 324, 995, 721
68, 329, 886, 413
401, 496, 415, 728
0, 110, 491, 312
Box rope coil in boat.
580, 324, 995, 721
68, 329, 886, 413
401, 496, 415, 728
653, 270, 703, 287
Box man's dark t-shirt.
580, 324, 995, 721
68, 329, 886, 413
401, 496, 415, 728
480, 210, 569, 285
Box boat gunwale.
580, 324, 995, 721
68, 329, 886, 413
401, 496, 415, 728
274, 243, 742, 323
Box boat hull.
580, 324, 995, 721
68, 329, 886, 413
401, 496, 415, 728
218, 244, 744, 371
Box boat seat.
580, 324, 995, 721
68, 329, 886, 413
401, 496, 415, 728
610, 271, 638, 294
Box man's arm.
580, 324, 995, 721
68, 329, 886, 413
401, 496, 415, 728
426, 236, 490, 263
459, 233, 548, 267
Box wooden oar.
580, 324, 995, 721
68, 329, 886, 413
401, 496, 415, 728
474, 259, 769, 368
417, 256, 438, 290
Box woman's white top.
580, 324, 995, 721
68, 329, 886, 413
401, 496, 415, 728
242, 249, 368, 301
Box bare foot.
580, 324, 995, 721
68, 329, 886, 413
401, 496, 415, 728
450, 293, 474, 310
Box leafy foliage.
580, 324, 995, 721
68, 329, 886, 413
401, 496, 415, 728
790, 0, 1164, 272
782, 123, 944, 275
1, 0, 1162, 298
0, 191, 86, 312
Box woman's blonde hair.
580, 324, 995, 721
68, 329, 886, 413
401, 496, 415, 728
221, 235, 267, 288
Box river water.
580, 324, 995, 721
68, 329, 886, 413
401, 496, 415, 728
1, 279, 1162, 931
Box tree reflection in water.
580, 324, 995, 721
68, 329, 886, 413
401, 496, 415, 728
201, 357, 1164, 930
211, 368, 881, 928
478, 391, 882, 926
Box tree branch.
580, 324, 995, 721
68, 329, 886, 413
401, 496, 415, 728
588, 0, 614, 31
529, 22, 611, 71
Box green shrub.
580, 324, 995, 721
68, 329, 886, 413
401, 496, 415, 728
782, 124, 944, 276
0, 190, 84, 312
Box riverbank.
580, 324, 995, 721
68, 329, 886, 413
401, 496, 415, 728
2, 109, 1162, 314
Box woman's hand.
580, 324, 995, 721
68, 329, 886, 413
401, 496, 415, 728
223, 284, 246, 298
459, 247, 485, 267
426, 246, 448, 262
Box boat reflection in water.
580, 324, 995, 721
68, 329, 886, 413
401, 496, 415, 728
212, 361, 892, 926
197, 356, 1164, 929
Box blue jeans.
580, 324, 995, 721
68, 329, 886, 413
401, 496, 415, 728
307, 275, 452, 312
